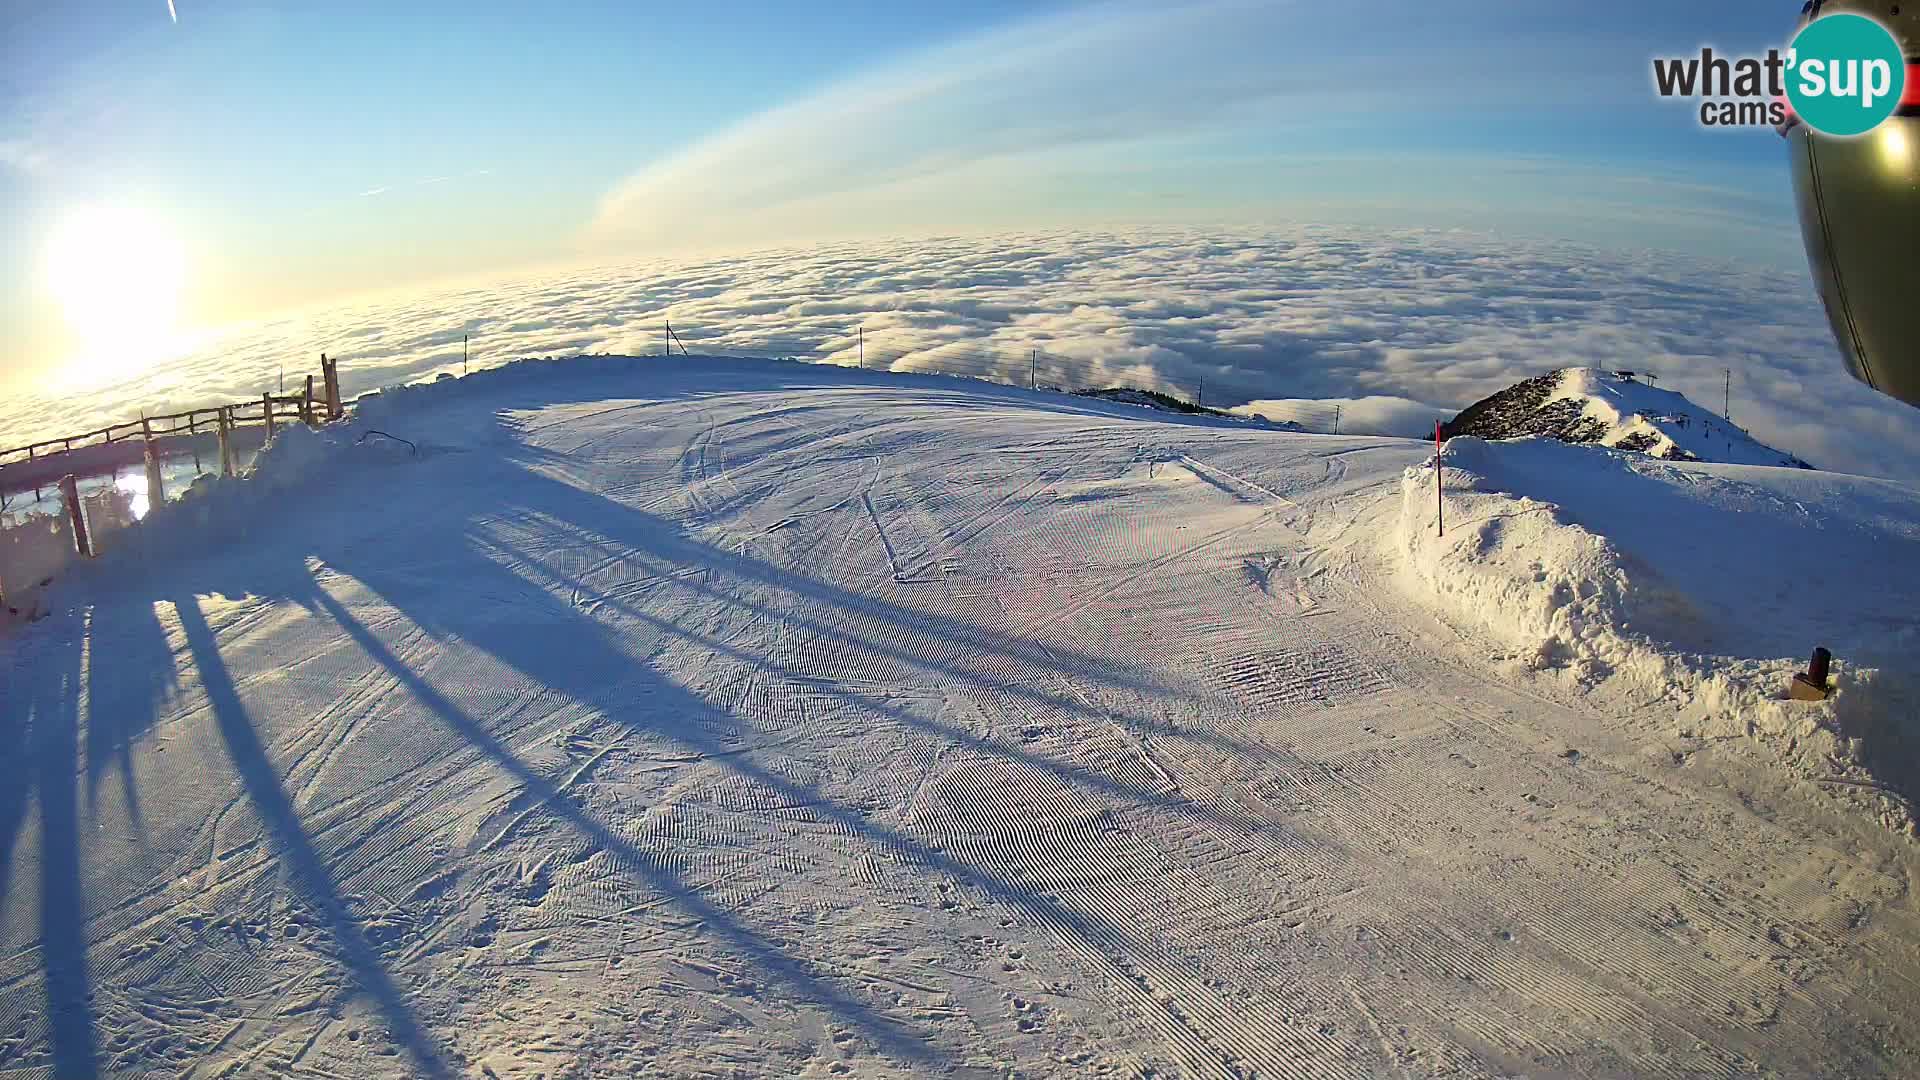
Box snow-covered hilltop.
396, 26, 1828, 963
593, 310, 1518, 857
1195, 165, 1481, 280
1443, 367, 1812, 469
4, 355, 1918, 1079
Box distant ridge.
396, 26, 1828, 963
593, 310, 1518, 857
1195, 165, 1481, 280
1442, 367, 1812, 469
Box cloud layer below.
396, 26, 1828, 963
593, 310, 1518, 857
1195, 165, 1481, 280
5, 225, 1916, 487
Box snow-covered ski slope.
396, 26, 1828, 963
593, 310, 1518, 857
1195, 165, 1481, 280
5, 356, 1919, 1079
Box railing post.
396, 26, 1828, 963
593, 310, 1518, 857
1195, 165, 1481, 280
322, 354, 342, 420
218, 407, 235, 477
302, 376, 316, 427
60, 474, 93, 559
262, 393, 277, 438
142, 416, 166, 507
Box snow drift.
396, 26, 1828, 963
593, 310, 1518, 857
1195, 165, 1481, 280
1397, 435, 1920, 828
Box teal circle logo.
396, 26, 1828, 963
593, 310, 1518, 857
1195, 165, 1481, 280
1787, 13, 1907, 137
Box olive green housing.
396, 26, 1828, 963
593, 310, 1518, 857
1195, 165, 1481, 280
1789, 1, 1920, 407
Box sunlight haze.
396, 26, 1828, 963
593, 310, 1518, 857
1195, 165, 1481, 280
4, 1, 1802, 393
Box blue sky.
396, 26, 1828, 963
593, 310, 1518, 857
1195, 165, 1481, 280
1, 1, 1813, 389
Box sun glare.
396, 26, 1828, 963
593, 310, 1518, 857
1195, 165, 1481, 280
43, 204, 188, 381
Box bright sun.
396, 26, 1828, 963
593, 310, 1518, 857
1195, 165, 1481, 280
44, 204, 188, 375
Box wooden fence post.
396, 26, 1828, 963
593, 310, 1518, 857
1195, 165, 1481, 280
142, 416, 166, 506
324, 355, 342, 420
262, 393, 277, 438
60, 474, 93, 558
301, 376, 316, 428
218, 407, 235, 477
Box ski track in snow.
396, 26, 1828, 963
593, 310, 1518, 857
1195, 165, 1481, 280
3, 359, 1918, 1078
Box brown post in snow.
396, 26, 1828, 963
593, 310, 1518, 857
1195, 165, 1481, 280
262, 393, 278, 438
322, 354, 342, 420
60, 474, 93, 558
1435, 420, 1446, 538
302, 376, 317, 427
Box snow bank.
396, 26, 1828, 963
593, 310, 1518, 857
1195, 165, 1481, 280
1397, 436, 1920, 830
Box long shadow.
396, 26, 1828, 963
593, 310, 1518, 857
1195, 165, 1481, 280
0, 359, 1306, 1074
302, 586, 935, 1062
464, 520, 1264, 834
307, 553, 1284, 1072
565, 580, 1276, 842
3, 614, 100, 1078
291, 436, 1338, 1042
171, 594, 452, 1079
481, 457, 1206, 707
82, 596, 176, 840
461, 468, 1269, 763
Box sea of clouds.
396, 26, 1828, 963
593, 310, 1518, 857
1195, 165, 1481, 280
6, 225, 1917, 487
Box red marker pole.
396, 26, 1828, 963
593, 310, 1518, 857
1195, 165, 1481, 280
1434, 419, 1445, 538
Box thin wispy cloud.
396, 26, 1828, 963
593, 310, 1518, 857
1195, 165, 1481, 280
590, 0, 1664, 252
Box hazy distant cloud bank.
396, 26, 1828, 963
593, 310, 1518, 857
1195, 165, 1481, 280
6, 226, 1916, 486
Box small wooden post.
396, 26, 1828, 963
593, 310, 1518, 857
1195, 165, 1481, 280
1434, 420, 1445, 538
262, 393, 277, 438
322, 354, 342, 420
142, 416, 166, 506
60, 474, 93, 558
301, 376, 316, 427
859, 326, 864, 369
1030, 348, 1037, 391
217, 407, 235, 477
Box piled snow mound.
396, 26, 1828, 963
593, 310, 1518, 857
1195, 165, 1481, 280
92, 420, 417, 572
1398, 436, 1920, 829
1444, 367, 1812, 468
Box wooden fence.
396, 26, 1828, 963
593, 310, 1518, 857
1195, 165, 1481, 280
0, 356, 348, 613
0, 355, 345, 496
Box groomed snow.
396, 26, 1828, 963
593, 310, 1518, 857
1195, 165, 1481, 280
5, 355, 1919, 1078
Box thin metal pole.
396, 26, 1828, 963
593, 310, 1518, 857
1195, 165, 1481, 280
1333, 404, 1341, 436
464, 334, 469, 376
859, 326, 865, 369
1030, 348, 1037, 390
1724, 368, 1731, 421
1435, 420, 1445, 537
